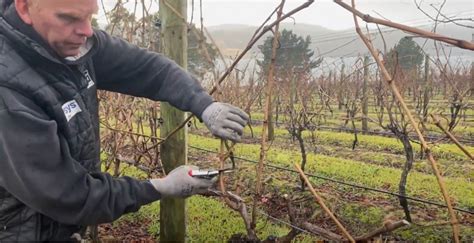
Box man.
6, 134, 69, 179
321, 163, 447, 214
0, 0, 249, 241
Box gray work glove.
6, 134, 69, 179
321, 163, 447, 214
201, 102, 249, 142
150, 165, 216, 198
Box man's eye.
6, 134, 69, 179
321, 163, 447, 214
58, 14, 78, 23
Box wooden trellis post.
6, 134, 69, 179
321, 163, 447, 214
159, 0, 187, 241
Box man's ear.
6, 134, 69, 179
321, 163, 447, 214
14, 0, 33, 25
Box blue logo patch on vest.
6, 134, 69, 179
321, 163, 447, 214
62, 100, 82, 122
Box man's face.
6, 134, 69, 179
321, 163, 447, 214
18, 0, 98, 57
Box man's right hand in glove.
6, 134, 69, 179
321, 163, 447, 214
149, 165, 216, 198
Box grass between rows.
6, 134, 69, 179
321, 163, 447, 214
105, 119, 472, 206
248, 100, 474, 117
190, 120, 473, 179
112, 119, 472, 206
103, 147, 474, 242
105, 165, 315, 241
268, 139, 473, 179
249, 111, 474, 138
240, 124, 474, 162
189, 134, 474, 208
115, 197, 315, 242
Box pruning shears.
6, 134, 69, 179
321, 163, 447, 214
188, 168, 233, 179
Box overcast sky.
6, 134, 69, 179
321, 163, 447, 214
99, 0, 473, 30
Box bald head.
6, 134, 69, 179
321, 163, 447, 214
14, 0, 98, 57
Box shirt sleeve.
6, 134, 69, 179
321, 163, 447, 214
92, 30, 214, 119
0, 94, 162, 225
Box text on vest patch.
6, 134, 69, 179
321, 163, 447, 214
62, 100, 82, 122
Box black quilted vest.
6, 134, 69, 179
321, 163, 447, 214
0, 13, 100, 241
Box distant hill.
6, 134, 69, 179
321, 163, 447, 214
207, 23, 474, 58
207, 23, 336, 54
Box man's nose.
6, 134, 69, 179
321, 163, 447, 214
76, 20, 93, 38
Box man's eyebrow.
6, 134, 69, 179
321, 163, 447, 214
57, 11, 96, 20
56, 12, 80, 20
